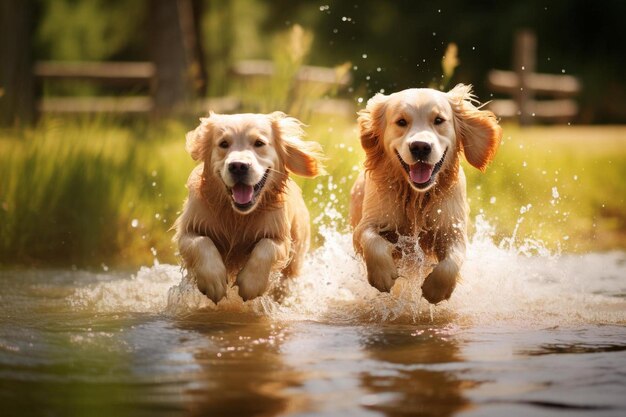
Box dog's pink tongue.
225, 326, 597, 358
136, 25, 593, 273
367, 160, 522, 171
409, 162, 434, 184
232, 183, 254, 205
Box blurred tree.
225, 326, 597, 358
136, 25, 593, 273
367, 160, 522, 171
0, 0, 37, 126
150, 0, 207, 113
150, 0, 188, 112
178, 0, 208, 96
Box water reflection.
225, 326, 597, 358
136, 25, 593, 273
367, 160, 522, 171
357, 325, 474, 417
3, 265, 626, 417
174, 312, 306, 417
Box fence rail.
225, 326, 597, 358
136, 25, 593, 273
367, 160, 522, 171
34, 60, 352, 115
487, 69, 581, 97
34, 61, 155, 84
232, 60, 352, 86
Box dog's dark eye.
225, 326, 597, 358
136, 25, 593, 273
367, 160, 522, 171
218, 140, 229, 149
254, 140, 266, 148
396, 118, 408, 127
434, 116, 445, 125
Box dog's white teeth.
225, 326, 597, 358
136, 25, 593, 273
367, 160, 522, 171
253, 170, 270, 192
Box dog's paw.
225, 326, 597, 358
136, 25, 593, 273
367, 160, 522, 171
366, 251, 399, 293
194, 265, 228, 304
421, 260, 458, 304
236, 265, 270, 302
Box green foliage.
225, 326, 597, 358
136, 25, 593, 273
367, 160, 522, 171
0, 117, 194, 267
292, 115, 361, 240
36, 0, 146, 61
465, 125, 626, 251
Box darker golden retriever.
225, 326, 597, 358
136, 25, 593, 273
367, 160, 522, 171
350, 84, 502, 304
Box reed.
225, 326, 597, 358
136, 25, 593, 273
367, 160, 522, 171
0, 116, 195, 267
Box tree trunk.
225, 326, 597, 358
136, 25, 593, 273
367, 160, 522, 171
178, 0, 208, 96
0, 0, 36, 126
149, 0, 189, 114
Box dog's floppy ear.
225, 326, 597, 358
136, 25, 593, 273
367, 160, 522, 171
447, 84, 502, 172
270, 111, 325, 178
358, 93, 389, 167
185, 112, 215, 161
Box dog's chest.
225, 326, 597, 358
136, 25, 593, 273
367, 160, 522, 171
206, 208, 287, 251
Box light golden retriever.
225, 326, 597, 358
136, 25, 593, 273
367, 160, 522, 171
350, 84, 502, 304
174, 112, 324, 303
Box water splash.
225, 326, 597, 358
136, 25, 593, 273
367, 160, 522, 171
70, 264, 179, 313
69, 216, 626, 327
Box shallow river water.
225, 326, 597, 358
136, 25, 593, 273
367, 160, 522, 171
1, 221, 625, 416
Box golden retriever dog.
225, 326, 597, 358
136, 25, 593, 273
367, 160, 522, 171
174, 112, 324, 303
350, 84, 502, 304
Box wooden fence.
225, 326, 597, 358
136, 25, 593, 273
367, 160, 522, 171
486, 30, 581, 125
34, 60, 352, 116
34, 61, 155, 113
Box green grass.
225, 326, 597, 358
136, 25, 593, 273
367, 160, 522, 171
465, 125, 626, 252
1, 118, 625, 268
0, 116, 195, 267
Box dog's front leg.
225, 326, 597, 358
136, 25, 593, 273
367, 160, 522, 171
355, 225, 398, 292
421, 228, 466, 304
178, 233, 228, 303
236, 238, 289, 301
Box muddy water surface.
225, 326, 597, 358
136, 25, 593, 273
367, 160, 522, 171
1, 224, 625, 416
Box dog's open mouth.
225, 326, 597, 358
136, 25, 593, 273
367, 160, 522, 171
396, 149, 447, 190
230, 169, 270, 211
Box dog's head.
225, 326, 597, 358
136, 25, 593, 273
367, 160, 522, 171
186, 112, 324, 214
358, 84, 502, 191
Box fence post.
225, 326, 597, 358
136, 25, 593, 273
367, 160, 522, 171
514, 29, 536, 126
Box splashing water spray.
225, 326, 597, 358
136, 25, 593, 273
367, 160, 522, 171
71, 177, 626, 328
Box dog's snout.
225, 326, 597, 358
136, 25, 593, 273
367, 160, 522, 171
409, 141, 432, 160
228, 161, 250, 176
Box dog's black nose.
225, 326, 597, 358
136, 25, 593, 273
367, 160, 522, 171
228, 162, 250, 176
409, 141, 432, 160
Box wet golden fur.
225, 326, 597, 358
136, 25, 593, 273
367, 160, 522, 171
350, 84, 502, 304
174, 112, 324, 303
